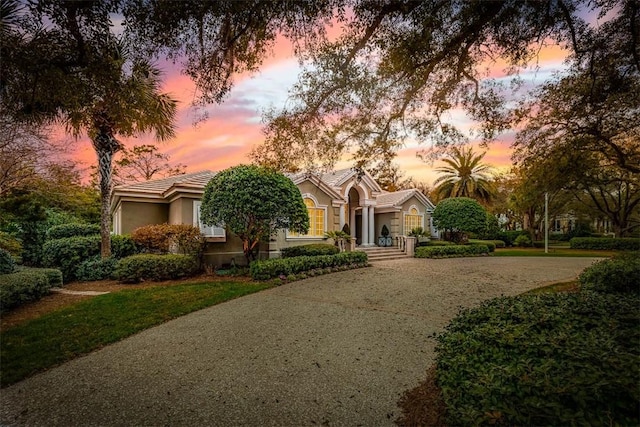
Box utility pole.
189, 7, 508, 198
544, 192, 549, 254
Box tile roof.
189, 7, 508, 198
375, 189, 418, 208
113, 170, 215, 195
319, 168, 355, 187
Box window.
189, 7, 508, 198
403, 206, 424, 235
289, 197, 326, 238
193, 201, 225, 238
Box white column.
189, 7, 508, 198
339, 204, 345, 229
350, 207, 356, 240
368, 205, 375, 245
362, 205, 369, 246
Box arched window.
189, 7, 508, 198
403, 206, 424, 235
290, 197, 326, 238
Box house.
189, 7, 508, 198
111, 168, 436, 266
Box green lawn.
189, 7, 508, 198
493, 247, 617, 257
0, 280, 273, 387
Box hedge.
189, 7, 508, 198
415, 244, 490, 258
417, 240, 455, 247
114, 254, 200, 283
467, 239, 497, 252
579, 253, 640, 295
569, 237, 640, 251
0, 268, 62, 313
436, 292, 640, 426
42, 235, 138, 282
250, 251, 368, 280
280, 243, 340, 258
46, 223, 101, 240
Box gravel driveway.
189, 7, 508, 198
0, 257, 600, 426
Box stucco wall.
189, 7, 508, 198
169, 197, 197, 226
375, 212, 397, 237
119, 201, 168, 234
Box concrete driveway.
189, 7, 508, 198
0, 257, 600, 426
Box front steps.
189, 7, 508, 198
356, 245, 410, 262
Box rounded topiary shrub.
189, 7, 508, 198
114, 254, 199, 283
514, 234, 532, 247
0, 248, 16, 274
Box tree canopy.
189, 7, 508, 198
432, 197, 487, 242
250, 0, 631, 171
200, 165, 309, 262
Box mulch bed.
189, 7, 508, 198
396, 365, 448, 426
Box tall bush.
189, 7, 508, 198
46, 223, 100, 240
432, 198, 487, 243
131, 224, 204, 256
42, 235, 138, 282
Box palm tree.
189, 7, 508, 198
65, 42, 177, 258
434, 146, 495, 204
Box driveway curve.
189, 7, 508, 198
0, 257, 600, 426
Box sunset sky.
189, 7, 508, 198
66, 35, 571, 187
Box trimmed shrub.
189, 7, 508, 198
46, 223, 100, 240
496, 230, 528, 247
0, 248, 16, 274
42, 235, 139, 282
281, 243, 340, 258
110, 235, 139, 259
514, 234, 532, 247
468, 239, 497, 252
415, 244, 489, 258
570, 237, 640, 251
114, 254, 200, 283
250, 251, 368, 280
579, 253, 640, 294
76, 257, 118, 281
42, 235, 101, 282
0, 268, 62, 312
436, 292, 640, 426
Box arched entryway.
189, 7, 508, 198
344, 183, 375, 246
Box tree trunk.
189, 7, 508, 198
93, 132, 122, 259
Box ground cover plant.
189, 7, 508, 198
435, 292, 639, 426
0, 280, 273, 387
415, 253, 640, 426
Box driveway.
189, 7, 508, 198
0, 257, 600, 426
